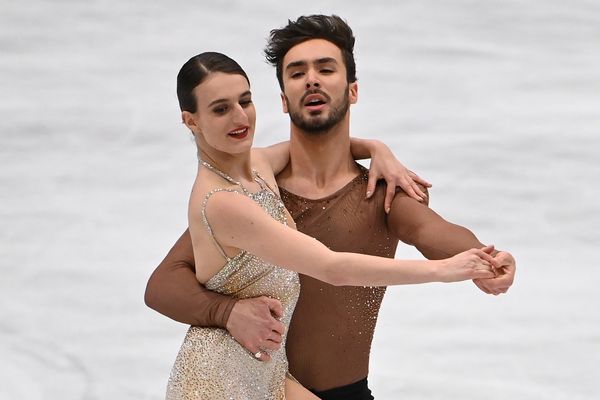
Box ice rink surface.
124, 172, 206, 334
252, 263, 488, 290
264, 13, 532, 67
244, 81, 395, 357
1, 0, 599, 398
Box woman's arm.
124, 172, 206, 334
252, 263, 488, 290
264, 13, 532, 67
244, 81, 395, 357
200, 192, 497, 287
386, 192, 516, 295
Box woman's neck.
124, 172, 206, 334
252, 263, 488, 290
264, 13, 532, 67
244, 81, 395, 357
198, 149, 253, 182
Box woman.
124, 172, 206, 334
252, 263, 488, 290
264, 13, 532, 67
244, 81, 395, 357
165, 52, 497, 399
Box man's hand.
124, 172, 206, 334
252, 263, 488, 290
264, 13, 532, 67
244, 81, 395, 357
473, 251, 516, 295
366, 140, 431, 212
225, 296, 285, 362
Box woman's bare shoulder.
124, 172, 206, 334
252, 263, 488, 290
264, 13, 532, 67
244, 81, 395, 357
251, 149, 280, 194
189, 171, 241, 213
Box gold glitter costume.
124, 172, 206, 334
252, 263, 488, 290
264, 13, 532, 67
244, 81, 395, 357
165, 164, 300, 400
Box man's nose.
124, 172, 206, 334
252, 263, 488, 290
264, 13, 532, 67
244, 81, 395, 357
305, 70, 320, 89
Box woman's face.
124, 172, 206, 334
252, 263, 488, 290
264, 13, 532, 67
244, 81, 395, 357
188, 72, 256, 155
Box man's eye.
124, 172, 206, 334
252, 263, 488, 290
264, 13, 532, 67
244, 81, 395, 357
321, 69, 333, 74
291, 71, 304, 78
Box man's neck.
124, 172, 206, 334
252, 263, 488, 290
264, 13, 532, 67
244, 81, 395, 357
277, 119, 360, 199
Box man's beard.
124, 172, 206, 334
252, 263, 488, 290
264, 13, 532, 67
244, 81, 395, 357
286, 88, 350, 134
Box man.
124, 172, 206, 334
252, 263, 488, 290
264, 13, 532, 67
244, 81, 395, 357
145, 15, 515, 400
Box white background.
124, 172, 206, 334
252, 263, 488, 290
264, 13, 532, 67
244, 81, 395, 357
1, 0, 599, 398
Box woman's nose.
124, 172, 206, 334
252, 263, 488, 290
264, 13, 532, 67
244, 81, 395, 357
232, 104, 248, 124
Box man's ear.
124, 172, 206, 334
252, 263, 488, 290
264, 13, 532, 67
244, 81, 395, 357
349, 81, 358, 105
182, 111, 199, 134
280, 93, 289, 114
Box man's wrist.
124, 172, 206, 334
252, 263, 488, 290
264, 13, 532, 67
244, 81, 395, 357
219, 298, 240, 329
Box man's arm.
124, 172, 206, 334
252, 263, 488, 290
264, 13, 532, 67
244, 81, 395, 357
387, 193, 515, 295
144, 229, 286, 361
144, 229, 237, 326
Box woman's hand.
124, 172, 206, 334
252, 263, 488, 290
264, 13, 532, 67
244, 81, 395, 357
473, 251, 516, 295
360, 139, 432, 212
437, 246, 499, 283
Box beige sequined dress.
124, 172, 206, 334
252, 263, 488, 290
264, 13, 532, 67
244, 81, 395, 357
166, 169, 300, 400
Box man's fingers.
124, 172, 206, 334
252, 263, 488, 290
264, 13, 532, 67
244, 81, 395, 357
474, 276, 511, 295
258, 352, 272, 362
249, 346, 272, 362
261, 339, 282, 351
255, 350, 271, 362
266, 331, 283, 344
269, 320, 286, 336
263, 297, 283, 318
473, 279, 492, 294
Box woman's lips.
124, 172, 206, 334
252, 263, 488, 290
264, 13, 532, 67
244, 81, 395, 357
228, 127, 249, 139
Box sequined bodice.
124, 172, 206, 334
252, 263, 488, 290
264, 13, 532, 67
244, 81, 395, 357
198, 186, 300, 308
166, 163, 300, 400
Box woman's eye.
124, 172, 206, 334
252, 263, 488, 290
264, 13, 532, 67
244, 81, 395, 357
213, 106, 227, 114
240, 99, 253, 108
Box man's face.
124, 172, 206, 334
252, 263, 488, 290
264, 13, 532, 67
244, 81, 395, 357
280, 39, 357, 133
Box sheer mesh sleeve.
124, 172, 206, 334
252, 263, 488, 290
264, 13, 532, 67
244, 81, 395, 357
386, 192, 486, 259
144, 229, 238, 327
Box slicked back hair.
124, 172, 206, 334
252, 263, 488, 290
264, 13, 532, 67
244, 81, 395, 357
177, 52, 249, 113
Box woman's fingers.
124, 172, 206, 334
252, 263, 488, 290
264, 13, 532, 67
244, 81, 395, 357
408, 170, 432, 188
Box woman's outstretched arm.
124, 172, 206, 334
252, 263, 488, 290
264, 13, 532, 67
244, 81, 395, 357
199, 191, 497, 287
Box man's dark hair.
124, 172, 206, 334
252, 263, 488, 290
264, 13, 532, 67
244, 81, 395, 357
264, 14, 357, 90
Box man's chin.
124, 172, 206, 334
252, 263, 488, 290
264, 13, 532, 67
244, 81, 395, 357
290, 110, 340, 133
300, 122, 334, 134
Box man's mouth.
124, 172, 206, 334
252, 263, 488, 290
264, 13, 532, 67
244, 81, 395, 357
228, 127, 249, 139
303, 93, 328, 112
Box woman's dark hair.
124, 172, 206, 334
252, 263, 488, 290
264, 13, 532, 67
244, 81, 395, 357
264, 15, 357, 91
177, 52, 249, 113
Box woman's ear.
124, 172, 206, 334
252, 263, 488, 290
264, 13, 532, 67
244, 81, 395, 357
182, 111, 200, 135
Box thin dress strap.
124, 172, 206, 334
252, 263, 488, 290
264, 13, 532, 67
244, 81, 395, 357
198, 160, 256, 261
200, 188, 244, 262
253, 171, 280, 198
